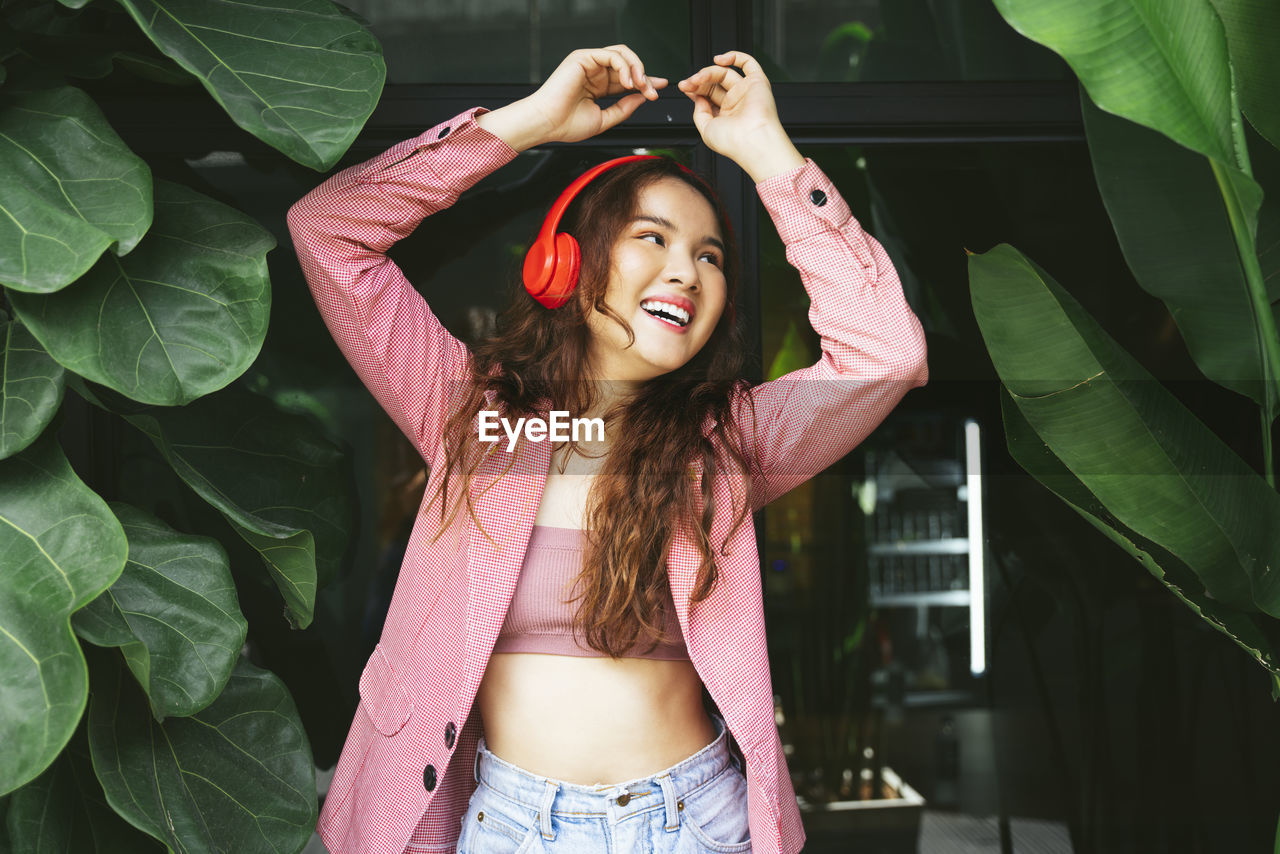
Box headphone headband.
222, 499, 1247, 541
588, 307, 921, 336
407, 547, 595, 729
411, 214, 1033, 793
523, 154, 662, 308
535, 154, 660, 243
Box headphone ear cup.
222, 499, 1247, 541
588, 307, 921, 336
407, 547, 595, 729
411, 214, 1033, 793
540, 232, 581, 309
522, 238, 554, 298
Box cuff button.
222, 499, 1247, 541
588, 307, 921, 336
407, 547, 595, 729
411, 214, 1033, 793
438, 126, 451, 139
809, 189, 828, 207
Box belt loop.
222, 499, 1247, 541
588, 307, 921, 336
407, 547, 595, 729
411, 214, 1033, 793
473, 741, 482, 784
658, 774, 680, 832
538, 779, 558, 840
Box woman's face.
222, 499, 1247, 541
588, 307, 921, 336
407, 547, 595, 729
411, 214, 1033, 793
586, 177, 728, 385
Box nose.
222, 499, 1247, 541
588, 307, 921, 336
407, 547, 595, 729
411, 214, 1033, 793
663, 252, 700, 292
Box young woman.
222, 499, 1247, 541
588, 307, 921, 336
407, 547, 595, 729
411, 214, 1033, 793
288, 45, 928, 854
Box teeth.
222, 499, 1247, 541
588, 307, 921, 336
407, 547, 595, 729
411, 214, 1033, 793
640, 300, 691, 327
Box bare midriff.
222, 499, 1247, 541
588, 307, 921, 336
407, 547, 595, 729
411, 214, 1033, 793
474, 439, 718, 786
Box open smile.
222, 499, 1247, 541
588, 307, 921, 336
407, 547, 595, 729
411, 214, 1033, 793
641, 310, 689, 335
640, 298, 695, 330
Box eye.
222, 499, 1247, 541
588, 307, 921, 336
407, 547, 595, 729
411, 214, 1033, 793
699, 250, 723, 267
639, 232, 665, 246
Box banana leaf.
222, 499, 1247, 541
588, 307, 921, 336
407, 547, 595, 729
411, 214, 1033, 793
993, 0, 1280, 422
968, 243, 1280, 619
1000, 387, 1280, 677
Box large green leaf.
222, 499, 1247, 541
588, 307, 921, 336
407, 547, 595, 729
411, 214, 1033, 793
0, 84, 151, 293
88, 656, 317, 854
18, 0, 189, 81
1000, 388, 1280, 676
993, 0, 1238, 166
10, 179, 273, 406
0, 312, 65, 460
1081, 88, 1276, 406
5, 720, 164, 854
993, 2, 1280, 418
23, 34, 193, 84
114, 0, 384, 171
111, 387, 351, 629
72, 504, 247, 721
1255, 126, 1280, 297
1209, 0, 1280, 152
0, 436, 127, 794
968, 244, 1280, 617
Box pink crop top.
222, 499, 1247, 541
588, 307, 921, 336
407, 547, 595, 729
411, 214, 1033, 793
492, 525, 690, 660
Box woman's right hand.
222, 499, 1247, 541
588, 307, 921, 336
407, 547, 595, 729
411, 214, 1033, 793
477, 46, 666, 151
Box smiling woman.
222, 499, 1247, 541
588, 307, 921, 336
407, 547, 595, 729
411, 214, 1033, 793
585, 177, 729, 380
287, 43, 928, 854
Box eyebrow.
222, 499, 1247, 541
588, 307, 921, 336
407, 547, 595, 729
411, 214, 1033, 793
634, 214, 725, 253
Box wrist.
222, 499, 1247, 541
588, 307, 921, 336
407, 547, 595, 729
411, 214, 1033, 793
476, 98, 552, 152
733, 126, 804, 183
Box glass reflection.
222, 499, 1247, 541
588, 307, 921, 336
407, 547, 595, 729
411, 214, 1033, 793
341, 0, 691, 83
752, 0, 1072, 82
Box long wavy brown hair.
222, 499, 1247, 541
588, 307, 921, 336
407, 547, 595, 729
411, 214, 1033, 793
427, 158, 759, 657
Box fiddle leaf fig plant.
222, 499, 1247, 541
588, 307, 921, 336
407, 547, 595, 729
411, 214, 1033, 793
8, 179, 274, 406
0, 0, 382, 851
0, 83, 151, 294
71, 504, 247, 721
0, 311, 65, 457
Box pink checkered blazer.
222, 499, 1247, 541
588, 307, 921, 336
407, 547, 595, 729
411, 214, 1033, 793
287, 107, 928, 854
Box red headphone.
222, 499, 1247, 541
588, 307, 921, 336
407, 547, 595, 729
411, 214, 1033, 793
522, 154, 660, 309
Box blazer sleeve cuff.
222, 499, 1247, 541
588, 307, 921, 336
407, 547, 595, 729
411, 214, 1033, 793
754, 158, 855, 246
354, 106, 519, 192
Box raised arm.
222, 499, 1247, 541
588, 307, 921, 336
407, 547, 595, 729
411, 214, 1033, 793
286, 111, 515, 455
287, 46, 667, 455
679, 52, 929, 509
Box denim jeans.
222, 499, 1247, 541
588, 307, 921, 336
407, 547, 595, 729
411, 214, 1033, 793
452, 714, 752, 853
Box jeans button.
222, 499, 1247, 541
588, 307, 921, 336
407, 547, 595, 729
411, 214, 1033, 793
616, 793, 631, 806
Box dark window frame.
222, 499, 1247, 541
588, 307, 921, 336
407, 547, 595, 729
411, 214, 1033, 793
83, 0, 1089, 710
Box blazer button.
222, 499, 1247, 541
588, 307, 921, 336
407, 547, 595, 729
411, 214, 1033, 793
809, 188, 828, 207
444, 721, 457, 749
423, 764, 437, 791
437, 126, 451, 139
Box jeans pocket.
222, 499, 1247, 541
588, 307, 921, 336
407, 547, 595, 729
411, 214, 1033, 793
678, 765, 753, 853
457, 784, 541, 854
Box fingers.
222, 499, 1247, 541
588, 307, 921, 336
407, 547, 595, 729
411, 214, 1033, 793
602, 43, 645, 89
689, 93, 714, 135
590, 44, 661, 97
583, 47, 634, 90
677, 65, 741, 108
598, 91, 648, 131
714, 50, 765, 79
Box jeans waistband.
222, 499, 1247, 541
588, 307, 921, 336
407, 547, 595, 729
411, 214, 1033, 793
472, 714, 739, 835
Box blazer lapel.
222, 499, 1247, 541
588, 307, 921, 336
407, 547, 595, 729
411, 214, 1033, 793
667, 456, 704, 667
669, 457, 772, 762
460, 406, 551, 698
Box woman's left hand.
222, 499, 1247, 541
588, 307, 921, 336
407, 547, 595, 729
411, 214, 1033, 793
678, 51, 804, 182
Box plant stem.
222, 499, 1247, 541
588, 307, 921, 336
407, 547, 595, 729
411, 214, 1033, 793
1210, 157, 1280, 488
1263, 408, 1276, 490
